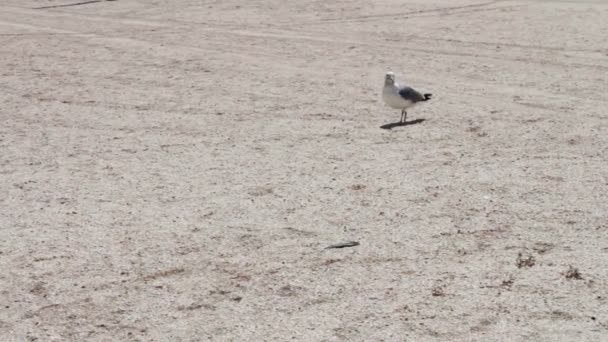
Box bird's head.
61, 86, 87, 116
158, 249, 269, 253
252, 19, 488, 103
385, 72, 395, 84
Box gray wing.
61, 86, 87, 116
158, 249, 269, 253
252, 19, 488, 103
398, 86, 425, 102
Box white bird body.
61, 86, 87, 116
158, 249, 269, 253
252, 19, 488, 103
382, 82, 415, 110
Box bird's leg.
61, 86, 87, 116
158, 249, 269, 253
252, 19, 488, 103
400, 109, 405, 123
400, 109, 407, 123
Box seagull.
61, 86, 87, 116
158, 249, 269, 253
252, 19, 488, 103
382, 72, 432, 123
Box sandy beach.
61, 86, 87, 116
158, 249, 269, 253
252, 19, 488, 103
1, 0, 608, 340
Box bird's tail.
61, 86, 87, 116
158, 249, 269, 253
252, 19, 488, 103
423, 93, 433, 101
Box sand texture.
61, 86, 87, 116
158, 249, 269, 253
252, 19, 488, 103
1, 0, 608, 340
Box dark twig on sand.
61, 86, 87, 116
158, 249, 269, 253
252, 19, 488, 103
325, 241, 360, 249
34, 0, 116, 10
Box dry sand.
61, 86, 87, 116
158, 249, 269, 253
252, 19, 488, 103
1, 0, 608, 340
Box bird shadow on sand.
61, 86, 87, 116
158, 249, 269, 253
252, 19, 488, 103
380, 118, 425, 130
